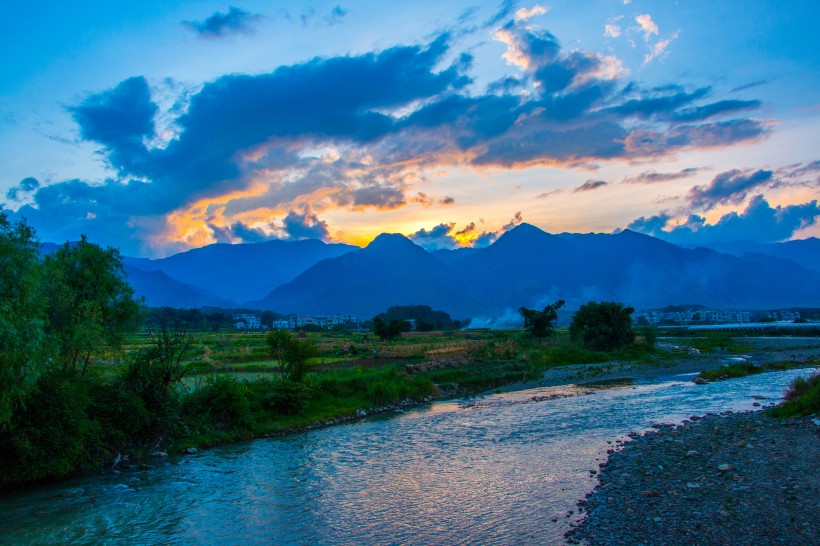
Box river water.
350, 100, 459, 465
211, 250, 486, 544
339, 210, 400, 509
0, 368, 814, 545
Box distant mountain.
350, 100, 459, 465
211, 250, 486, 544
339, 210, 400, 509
123, 265, 234, 308
688, 238, 820, 273
449, 225, 820, 313
430, 247, 480, 264
249, 233, 480, 317
250, 224, 820, 318
125, 239, 358, 304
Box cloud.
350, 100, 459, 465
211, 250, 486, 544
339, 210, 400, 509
622, 167, 701, 184
604, 24, 621, 38
515, 5, 548, 22
440, 196, 455, 205
300, 5, 348, 27
644, 31, 679, 64
5, 177, 40, 200
573, 179, 608, 193
12, 14, 769, 255
688, 169, 773, 211
183, 7, 261, 38
536, 188, 562, 199
502, 211, 524, 231
731, 79, 772, 93
627, 195, 820, 244
409, 222, 458, 250
70, 76, 157, 174
282, 209, 330, 241
208, 220, 271, 244
635, 14, 658, 41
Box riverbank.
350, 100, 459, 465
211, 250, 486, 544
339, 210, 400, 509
566, 411, 820, 545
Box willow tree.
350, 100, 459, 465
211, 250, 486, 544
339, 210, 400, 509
42, 236, 142, 375
0, 212, 46, 425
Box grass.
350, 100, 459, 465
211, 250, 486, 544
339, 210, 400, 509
769, 372, 820, 418
696, 361, 806, 382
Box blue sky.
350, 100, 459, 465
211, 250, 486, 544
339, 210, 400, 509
1, 0, 818, 256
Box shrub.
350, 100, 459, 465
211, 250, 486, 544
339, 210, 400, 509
184, 376, 252, 430
260, 380, 312, 415
771, 372, 820, 417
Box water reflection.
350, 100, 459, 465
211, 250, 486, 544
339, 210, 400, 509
0, 368, 815, 545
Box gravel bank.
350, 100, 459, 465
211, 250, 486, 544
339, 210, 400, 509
566, 411, 820, 545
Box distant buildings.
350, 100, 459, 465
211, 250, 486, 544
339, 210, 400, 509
634, 308, 751, 325
634, 308, 801, 325
234, 313, 365, 331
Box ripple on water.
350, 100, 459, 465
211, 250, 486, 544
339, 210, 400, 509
0, 368, 814, 545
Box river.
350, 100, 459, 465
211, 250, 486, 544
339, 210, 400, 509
0, 368, 814, 545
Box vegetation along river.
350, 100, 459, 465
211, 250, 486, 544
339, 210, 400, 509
0, 368, 813, 545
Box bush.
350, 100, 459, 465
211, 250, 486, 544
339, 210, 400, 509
771, 372, 820, 417
260, 380, 312, 415
0, 372, 102, 485
184, 376, 252, 430
569, 301, 635, 351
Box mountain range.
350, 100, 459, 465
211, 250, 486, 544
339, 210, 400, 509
43, 225, 820, 317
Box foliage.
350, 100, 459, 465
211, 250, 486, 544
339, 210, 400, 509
0, 212, 46, 426
0, 372, 102, 485
569, 301, 635, 351
518, 300, 565, 338
186, 375, 253, 430
266, 329, 316, 382
42, 236, 142, 374
769, 372, 820, 418
372, 316, 410, 340
374, 305, 461, 331
124, 313, 195, 435
697, 363, 764, 382
258, 379, 312, 415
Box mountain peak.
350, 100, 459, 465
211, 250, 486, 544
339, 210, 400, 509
365, 233, 417, 251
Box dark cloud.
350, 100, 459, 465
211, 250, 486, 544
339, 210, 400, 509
535, 189, 561, 199
70, 77, 156, 174
688, 169, 773, 211
501, 211, 523, 231
673, 100, 762, 122
409, 222, 458, 250
439, 196, 455, 205
627, 195, 820, 244
731, 79, 771, 93
14, 14, 771, 253
622, 167, 700, 184
282, 210, 330, 241
573, 180, 608, 193
208, 221, 271, 244
5, 177, 40, 200
411, 192, 433, 207
183, 7, 261, 38
348, 185, 406, 209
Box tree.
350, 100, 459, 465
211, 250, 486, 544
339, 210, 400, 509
0, 212, 46, 425
372, 316, 410, 341
518, 300, 565, 338
42, 236, 142, 374
569, 301, 636, 351
266, 330, 316, 382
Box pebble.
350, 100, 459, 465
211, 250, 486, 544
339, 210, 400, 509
566, 412, 820, 545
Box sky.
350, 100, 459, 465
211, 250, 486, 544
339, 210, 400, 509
1, 0, 818, 257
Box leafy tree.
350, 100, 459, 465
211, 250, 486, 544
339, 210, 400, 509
374, 305, 460, 331
372, 316, 410, 341
266, 330, 316, 382
0, 212, 46, 425
518, 300, 565, 338
569, 301, 636, 351
42, 236, 142, 374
